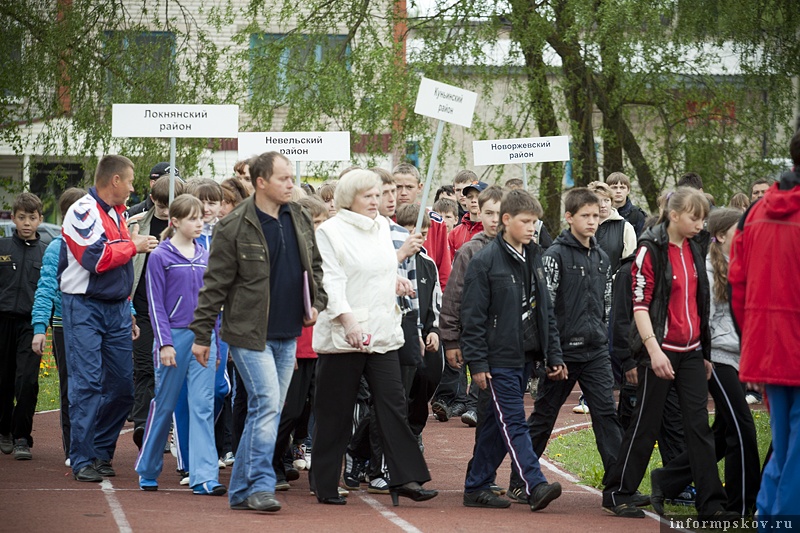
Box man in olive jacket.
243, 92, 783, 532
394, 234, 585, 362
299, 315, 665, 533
191, 152, 326, 513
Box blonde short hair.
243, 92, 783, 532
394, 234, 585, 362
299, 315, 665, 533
335, 169, 382, 210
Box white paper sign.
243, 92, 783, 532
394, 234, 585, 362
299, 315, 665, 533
238, 132, 351, 162
414, 78, 477, 128
472, 135, 571, 166
112, 104, 239, 138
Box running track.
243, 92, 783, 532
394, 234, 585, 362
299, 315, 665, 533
1, 387, 703, 532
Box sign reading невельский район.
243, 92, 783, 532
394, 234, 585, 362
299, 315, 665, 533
472, 135, 570, 166
237, 132, 351, 162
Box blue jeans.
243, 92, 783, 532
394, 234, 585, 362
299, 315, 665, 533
758, 385, 800, 521
228, 339, 296, 505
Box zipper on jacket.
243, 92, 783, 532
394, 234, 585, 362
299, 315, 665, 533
493, 315, 497, 328
678, 247, 694, 346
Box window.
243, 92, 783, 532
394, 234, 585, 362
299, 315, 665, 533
104, 31, 175, 103
405, 141, 420, 167
249, 33, 350, 104
0, 23, 23, 100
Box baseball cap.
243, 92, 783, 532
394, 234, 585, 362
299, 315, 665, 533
463, 181, 489, 196
149, 162, 182, 181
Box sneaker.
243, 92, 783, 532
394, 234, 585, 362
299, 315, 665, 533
507, 486, 527, 504
275, 479, 291, 491
343, 452, 367, 489
180, 475, 190, 486
489, 484, 507, 496
672, 485, 696, 506
529, 482, 562, 511
222, 451, 235, 466
572, 398, 590, 414
0, 434, 13, 454
285, 465, 300, 482
431, 400, 450, 422
629, 491, 651, 507
94, 459, 116, 477
132, 426, 144, 450
139, 477, 158, 491
461, 410, 478, 427
192, 482, 227, 496
65, 458, 71, 467
464, 489, 512, 508
603, 503, 645, 518
367, 477, 390, 494
745, 392, 761, 405
218, 458, 226, 468
450, 402, 468, 417
13, 439, 32, 461
291, 443, 307, 470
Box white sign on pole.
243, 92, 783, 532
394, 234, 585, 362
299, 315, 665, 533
414, 77, 477, 129
238, 132, 351, 162
472, 135, 570, 166
112, 104, 239, 138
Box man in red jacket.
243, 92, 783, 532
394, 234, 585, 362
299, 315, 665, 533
729, 129, 800, 519
393, 163, 451, 291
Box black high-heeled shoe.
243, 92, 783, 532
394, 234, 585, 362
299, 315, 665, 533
389, 482, 438, 507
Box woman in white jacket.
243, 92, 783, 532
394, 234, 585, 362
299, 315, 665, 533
310, 169, 437, 506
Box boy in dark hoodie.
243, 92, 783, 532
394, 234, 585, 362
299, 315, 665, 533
507, 188, 624, 502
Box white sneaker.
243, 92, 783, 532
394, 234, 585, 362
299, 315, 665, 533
222, 452, 235, 466
180, 475, 190, 486
218, 458, 226, 468
65, 458, 71, 467
572, 401, 590, 414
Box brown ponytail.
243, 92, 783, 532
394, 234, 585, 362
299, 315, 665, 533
657, 187, 710, 225
159, 194, 203, 242
707, 208, 742, 304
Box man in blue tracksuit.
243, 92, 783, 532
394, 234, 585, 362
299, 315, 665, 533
460, 190, 565, 511
59, 155, 158, 482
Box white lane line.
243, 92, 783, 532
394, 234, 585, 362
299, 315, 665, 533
360, 493, 424, 533
100, 480, 133, 533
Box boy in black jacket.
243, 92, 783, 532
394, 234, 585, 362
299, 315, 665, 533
461, 190, 565, 511
508, 188, 625, 500
0, 193, 47, 460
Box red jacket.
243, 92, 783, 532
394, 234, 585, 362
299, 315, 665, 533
447, 213, 484, 258
729, 182, 800, 386
423, 210, 452, 292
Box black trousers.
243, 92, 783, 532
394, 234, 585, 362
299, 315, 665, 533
0, 315, 40, 446
654, 363, 760, 516
310, 351, 430, 500
618, 377, 686, 466
602, 350, 726, 516
214, 361, 235, 458
52, 326, 71, 459
272, 358, 316, 481
131, 313, 155, 429
433, 363, 478, 410
511, 355, 622, 488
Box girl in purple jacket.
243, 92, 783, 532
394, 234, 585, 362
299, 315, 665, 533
134, 195, 225, 496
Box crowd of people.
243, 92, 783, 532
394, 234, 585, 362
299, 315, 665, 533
1, 129, 799, 520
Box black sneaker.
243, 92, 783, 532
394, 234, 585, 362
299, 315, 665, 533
343, 452, 366, 489
464, 489, 512, 508
431, 400, 450, 422
13, 439, 31, 460
603, 503, 645, 518
630, 491, 651, 507
74, 465, 103, 482
529, 482, 562, 511
0, 434, 13, 454
507, 486, 527, 504
94, 459, 116, 477
285, 465, 300, 482
672, 484, 696, 506
132, 426, 144, 450
450, 402, 468, 417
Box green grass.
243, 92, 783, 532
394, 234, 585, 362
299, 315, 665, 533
36, 330, 61, 412
546, 409, 772, 514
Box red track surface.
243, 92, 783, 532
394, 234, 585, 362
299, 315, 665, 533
2, 386, 707, 532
